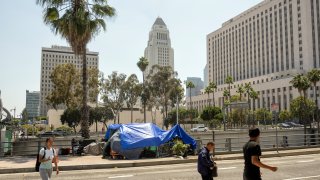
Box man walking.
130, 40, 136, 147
243, 128, 277, 180
38, 137, 59, 180
198, 142, 215, 180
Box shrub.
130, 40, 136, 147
21, 124, 39, 136
56, 126, 74, 134
172, 139, 189, 156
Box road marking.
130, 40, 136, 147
219, 167, 237, 170
108, 175, 134, 179
283, 175, 320, 180
297, 160, 315, 163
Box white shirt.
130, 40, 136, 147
39, 147, 56, 169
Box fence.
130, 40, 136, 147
199, 132, 320, 153
0, 137, 81, 157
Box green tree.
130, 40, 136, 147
123, 74, 142, 123
47, 64, 99, 109
186, 81, 195, 109
307, 69, 320, 133
244, 83, 252, 108
169, 79, 184, 108
290, 74, 311, 98
47, 64, 81, 109
209, 82, 217, 106
137, 57, 149, 123
37, 0, 116, 139
200, 106, 222, 121
204, 86, 213, 106
60, 108, 81, 134
89, 107, 103, 132
147, 65, 179, 122
255, 108, 272, 125
225, 75, 234, 98
237, 85, 245, 101
101, 72, 127, 124
21, 108, 29, 124
279, 110, 291, 123
290, 97, 315, 144
223, 89, 230, 101
249, 90, 258, 111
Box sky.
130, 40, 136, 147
0, 0, 262, 116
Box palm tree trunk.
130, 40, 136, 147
213, 91, 215, 107
207, 93, 210, 107
81, 48, 90, 139
314, 83, 319, 140
131, 106, 133, 123
95, 119, 98, 133
189, 87, 192, 110
143, 75, 146, 123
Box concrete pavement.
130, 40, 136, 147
1, 154, 320, 179
0, 147, 319, 174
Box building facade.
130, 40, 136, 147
186, 77, 204, 97
204, 64, 209, 88
26, 90, 40, 119
40, 46, 99, 116
190, 0, 320, 112
144, 17, 174, 77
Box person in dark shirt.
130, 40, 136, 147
243, 128, 278, 180
198, 142, 215, 180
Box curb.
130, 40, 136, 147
1, 149, 319, 174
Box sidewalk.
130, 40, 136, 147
0, 147, 319, 174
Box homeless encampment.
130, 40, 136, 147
103, 123, 196, 159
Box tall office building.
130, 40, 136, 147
40, 45, 99, 116
190, 0, 320, 112
204, 64, 209, 88
26, 90, 40, 119
144, 17, 174, 77
186, 77, 204, 97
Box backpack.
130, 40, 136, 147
35, 147, 55, 172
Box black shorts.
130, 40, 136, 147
243, 173, 262, 180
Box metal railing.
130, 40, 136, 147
199, 133, 320, 153
0, 137, 79, 157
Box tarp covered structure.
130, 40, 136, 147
105, 123, 196, 151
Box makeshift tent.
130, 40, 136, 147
104, 123, 196, 159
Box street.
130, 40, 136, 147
1, 154, 320, 180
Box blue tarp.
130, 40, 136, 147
105, 123, 196, 150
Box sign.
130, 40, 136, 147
271, 103, 279, 113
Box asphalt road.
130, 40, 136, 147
1, 154, 320, 180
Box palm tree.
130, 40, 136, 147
225, 76, 234, 99
37, 0, 115, 138
244, 83, 252, 109
223, 89, 230, 101
204, 86, 213, 106
186, 81, 195, 109
137, 57, 149, 123
237, 85, 245, 101
290, 74, 311, 98
209, 82, 217, 106
307, 69, 320, 133
249, 90, 259, 125
290, 74, 311, 145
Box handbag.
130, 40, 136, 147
212, 162, 218, 177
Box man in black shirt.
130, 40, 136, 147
243, 128, 277, 180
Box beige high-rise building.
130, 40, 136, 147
144, 17, 174, 77
190, 0, 320, 112
40, 45, 99, 116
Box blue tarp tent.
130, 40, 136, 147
105, 123, 196, 150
